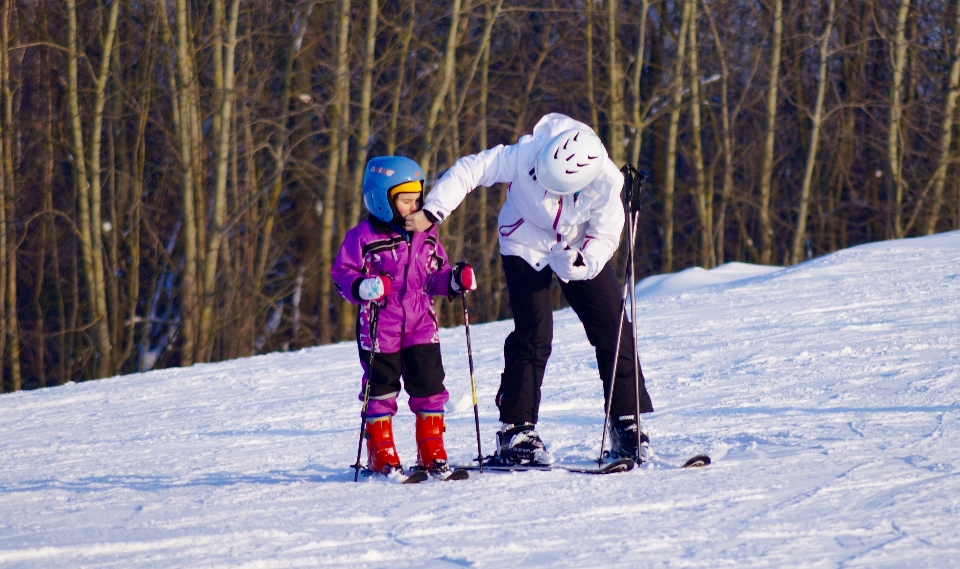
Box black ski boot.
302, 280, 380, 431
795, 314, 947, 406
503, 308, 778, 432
495, 423, 553, 466
608, 415, 652, 463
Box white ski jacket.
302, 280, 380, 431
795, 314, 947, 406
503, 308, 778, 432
422, 114, 625, 277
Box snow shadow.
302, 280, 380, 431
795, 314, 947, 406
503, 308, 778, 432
2, 466, 353, 494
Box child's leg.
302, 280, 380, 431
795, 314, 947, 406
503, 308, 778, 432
358, 349, 404, 473
359, 349, 403, 416
400, 344, 450, 470
399, 344, 449, 413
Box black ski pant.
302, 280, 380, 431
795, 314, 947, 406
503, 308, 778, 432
496, 255, 654, 425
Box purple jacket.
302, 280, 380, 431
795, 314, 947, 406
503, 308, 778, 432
331, 219, 454, 353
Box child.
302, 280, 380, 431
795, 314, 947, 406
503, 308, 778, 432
331, 155, 476, 475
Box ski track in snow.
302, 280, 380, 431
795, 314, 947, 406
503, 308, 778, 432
2, 232, 960, 568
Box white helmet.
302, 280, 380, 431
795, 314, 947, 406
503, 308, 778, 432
534, 129, 607, 195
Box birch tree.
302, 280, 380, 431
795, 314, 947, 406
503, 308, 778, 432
758, 0, 784, 265
922, 0, 960, 235
887, 0, 910, 239
686, 0, 712, 268
629, 0, 651, 167
791, 0, 836, 264
662, 0, 693, 272
0, 0, 19, 389
318, 0, 351, 344
197, 0, 241, 361
606, 0, 625, 165
66, 0, 120, 377
418, 0, 463, 177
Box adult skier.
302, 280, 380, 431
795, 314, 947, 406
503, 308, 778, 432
405, 113, 654, 466
332, 155, 477, 476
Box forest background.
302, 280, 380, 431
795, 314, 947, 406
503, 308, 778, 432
1, 0, 958, 390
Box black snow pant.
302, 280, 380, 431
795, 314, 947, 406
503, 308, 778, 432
496, 255, 654, 425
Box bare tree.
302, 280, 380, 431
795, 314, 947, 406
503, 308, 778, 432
0, 0, 19, 390
662, 0, 693, 272
66, 0, 120, 376
687, 0, 713, 268
922, 0, 960, 235
791, 0, 836, 264
318, 0, 352, 345
606, 0, 625, 165
758, 0, 784, 265
886, 0, 911, 239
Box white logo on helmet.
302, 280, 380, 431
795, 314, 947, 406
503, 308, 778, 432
534, 129, 607, 195
369, 165, 395, 176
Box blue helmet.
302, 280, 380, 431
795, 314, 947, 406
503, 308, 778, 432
362, 156, 425, 223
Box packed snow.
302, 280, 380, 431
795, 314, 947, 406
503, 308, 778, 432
2, 231, 959, 568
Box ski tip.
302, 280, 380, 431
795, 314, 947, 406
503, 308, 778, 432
681, 454, 712, 468
444, 469, 470, 481
402, 470, 431, 484
601, 457, 636, 473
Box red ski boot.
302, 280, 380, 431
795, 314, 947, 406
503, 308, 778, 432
415, 411, 448, 472
365, 415, 402, 474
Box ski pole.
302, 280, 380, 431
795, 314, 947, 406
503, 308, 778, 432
353, 301, 381, 482
598, 166, 646, 466
628, 170, 647, 447
461, 291, 484, 472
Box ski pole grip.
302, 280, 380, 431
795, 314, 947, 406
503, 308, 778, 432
620, 164, 648, 214
631, 169, 647, 214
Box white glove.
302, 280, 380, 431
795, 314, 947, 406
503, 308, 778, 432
358, 275, 391, 301
548, 242, 588, 282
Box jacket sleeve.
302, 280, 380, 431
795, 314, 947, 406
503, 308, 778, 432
331, 227, 367, 304
579, 161, 626, 275
426, 231, 455, 297
422, 144, 518, 222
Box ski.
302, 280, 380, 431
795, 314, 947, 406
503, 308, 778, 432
435, 468, 470, 481
646, 454, 712, 469
409, 465, 471, 482
354, 467, 430, 484
681, 454, 711, 468
355, 466, 469, 483
401, 470, 430, 484
457, 456, 635, 475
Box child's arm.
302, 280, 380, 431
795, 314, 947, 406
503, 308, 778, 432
426, 232, 456, 298
330, 227, 370, 304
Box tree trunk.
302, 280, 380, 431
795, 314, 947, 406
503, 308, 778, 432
629, 0, 651, 167
478, 0, 501, 322
337, 0, 378, 342
418, 0, 462, 178
318, 0, 351, 344
705, 3, 733, 265
586, 2, 599, 133
198, 0, 240, 361
662, 0, 693, 273
67, 0, 119, 377
387, 2, 415, 156
758, 0, 783, 265
606, 0, 625, 165
686, 0, 713, 268
171, 0, 200, 365
922, 0, 960, 235
791, 0, 836, 264
887, 0, 910, 238
0, 0, 20, 390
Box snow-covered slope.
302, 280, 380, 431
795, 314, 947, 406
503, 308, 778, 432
2, 232, 959, 568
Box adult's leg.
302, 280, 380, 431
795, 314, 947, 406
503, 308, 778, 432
498, 255, 555, 424
400, 343, 449, 413
558, 263, 654, 416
